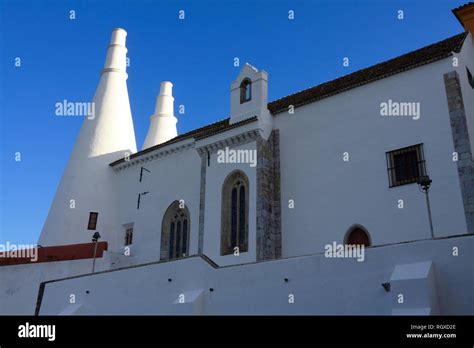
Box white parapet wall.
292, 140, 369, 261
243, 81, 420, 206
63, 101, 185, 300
0, 257, 110, 315
36, 235, 474, 315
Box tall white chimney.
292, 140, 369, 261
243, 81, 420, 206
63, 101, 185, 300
39, 28, 137, 248
142, 81, 178, 149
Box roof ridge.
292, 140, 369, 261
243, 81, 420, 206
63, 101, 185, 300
268, 32, 468, 114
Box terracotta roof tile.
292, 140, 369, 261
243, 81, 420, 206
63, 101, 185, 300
452, 2, 474, 26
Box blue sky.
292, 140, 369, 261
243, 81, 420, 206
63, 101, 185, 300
0, 0, 468, 245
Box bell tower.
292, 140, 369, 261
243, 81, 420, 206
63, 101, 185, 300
230, 63, 272, 139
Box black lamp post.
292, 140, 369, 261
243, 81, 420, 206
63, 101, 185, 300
417, 175, 434, 238
92, 231, 101, 273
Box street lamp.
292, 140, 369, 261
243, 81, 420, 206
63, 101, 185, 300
92, 231, 101, 273
417, 175, 434, 238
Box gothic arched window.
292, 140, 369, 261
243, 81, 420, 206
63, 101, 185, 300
240, 78, 251, 104
221, 170, 249, 255
160, 201, 190, 260
345, 225, 371, 247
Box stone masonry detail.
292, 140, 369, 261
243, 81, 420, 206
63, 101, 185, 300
444, 70, 474, 233
256, 130, 282, 261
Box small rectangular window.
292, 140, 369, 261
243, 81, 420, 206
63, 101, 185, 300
87, 212, 99, 230
125, 228, 133, 246
467, 67, 474, 89
386, 144, 426, 187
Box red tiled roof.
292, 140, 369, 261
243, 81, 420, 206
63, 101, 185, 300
452, 2, 474, 27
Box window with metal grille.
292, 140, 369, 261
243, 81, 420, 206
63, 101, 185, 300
87, 212, 98, 230
386, 144, 426, 187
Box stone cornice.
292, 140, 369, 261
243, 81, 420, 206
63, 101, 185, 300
111, 141, 194, 172
196, 129, 260, 156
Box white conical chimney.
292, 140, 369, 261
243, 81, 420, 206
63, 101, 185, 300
39, 28, 137, 248
142, 81, 178, 149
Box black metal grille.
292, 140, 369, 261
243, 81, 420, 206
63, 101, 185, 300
386, 144, 426, 187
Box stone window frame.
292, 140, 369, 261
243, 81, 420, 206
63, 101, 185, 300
160, 201, 190, 260
221, 170, 249, 255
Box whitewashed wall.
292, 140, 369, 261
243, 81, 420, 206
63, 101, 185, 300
112, 120, 260, 267
113, 142, 202, 265
274, 56, 468, 258
110, 50, 471, 264
203, 141, 257, 266
0, 257, 108, 315
38, 235, 474, 315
